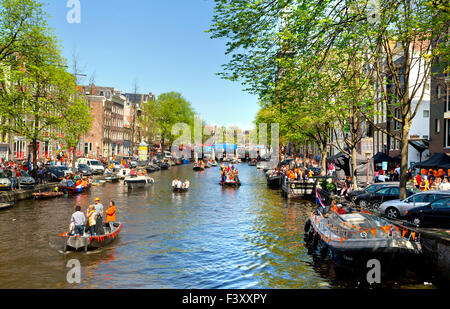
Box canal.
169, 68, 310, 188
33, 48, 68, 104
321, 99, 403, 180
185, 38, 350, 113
0, 164, 436, 288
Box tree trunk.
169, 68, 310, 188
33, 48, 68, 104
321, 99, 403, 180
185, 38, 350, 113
351, 146, 358, 190
399, 123, 410, 199
32, 139, 38, 171
72, 146, 77, 175
320, 139, 327, 176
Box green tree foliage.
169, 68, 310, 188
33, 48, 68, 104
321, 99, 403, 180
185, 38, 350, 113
140, 92, 196, 146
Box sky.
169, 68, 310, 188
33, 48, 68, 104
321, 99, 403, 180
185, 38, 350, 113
44, 0, 260, 129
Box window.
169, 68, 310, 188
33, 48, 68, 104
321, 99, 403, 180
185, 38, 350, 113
423, 110, 429, 118
389, 187, 400, 196
408, 194, 429, 203
395, 140, 400, 150
394, 108, 401, 130
436, 119, 441, 133
431, 198, 450, 209
376, 187, 391, 195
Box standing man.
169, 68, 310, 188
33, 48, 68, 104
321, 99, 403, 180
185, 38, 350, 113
71, 205, 86, 236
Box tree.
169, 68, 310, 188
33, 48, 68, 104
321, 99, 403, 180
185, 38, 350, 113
139, 92, 196, 148
60, 92, 92, 174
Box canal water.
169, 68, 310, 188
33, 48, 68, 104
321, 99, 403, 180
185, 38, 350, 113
0, 164, 436, 288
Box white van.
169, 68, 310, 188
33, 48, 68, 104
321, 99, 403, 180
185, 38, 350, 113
78, 158, 105, 174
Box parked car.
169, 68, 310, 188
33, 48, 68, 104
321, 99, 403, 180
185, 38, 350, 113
354, 186, 415, 209
347, 182, 399, 201
0, 172, 12, 191
77, 164, 93, 176
78, 159, 105, 174
17, 170, 36, 189
379, 190, 450, 219
405, 197, 450, 228
46, 166, 68, 182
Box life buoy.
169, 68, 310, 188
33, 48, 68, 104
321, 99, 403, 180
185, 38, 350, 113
291, 184, 296, 189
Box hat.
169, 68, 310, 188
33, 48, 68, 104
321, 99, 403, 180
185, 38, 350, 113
95, 198, 100, 201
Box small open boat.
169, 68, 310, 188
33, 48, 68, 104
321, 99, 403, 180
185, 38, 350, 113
160, 162, 171, 170
211, 161, 218, 167
60, 222, 123, 252
304, 210, 422, 268
220, 180, 241, 188
248, 160, 257, 166
266, 173, 282, 188
173, 187, 189, 193
59, 184, 91, 195
193, 163, 204, 171
182, 159, 190, 164
103, 175, 120, 182
33, 191, 64, 200
124, 175, 154, 188
0, 202, 14, 211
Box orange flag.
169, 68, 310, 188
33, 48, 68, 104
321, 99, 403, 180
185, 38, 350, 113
371, 229, 377, 237
402, 229, 407, 238
411, 232, 416, 240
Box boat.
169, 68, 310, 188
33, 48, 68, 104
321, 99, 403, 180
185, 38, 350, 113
211, 161, 218, 167
103, 175, 120, 182
32, 191, 64, 200
182, 159, 190, 164
220, 180, 241, 188
248, 160, 257, 166
124, 175, 154, 188
59, 184, 91, 195
266, 173, 282, 188
60, 222, 123, 252
146, 164, 161, 173
173, 187, 189, 193
0, 202, 14, 211
160, 162, 171, 170
304, 210, 422, 268
193, 163, 204, 171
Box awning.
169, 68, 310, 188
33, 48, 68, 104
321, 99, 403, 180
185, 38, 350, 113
415, 153, 450, 169
372, 152, 400, 163
409, 140, 429, 153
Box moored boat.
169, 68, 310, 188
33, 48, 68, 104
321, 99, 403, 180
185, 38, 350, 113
103, 175, 120, 182
266, 173, 282, 188
33, 191, 64, 200
124, 175, 154, 188
248, 160, 257, 166
304, 210, 422, 268
60, 222, 123, 252
0, 202, 14, 211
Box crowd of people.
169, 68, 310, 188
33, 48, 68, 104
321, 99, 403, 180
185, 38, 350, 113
69, 198, 117, 236
171, 178, 190, 191
58, 173, 92, 190
413, 169, 450, 191
220, 163, 240, 184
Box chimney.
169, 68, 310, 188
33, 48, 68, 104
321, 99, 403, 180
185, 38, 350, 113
91, 84, 96, 96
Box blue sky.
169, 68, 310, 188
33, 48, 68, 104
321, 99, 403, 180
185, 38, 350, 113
44, 0, 259, 129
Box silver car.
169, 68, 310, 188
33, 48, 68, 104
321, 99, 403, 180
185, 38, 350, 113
379, 190, 450, 219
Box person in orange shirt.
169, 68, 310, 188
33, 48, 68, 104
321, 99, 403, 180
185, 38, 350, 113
105, 201, 116, 227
